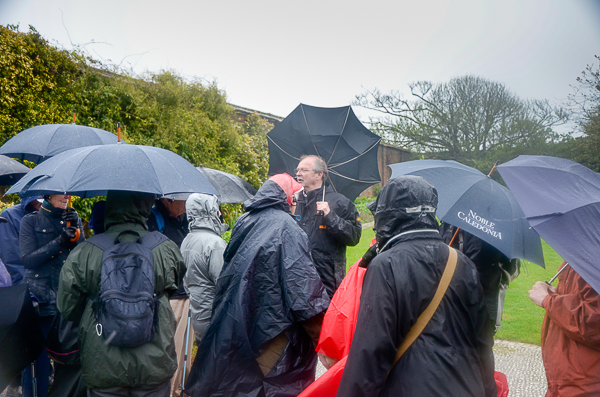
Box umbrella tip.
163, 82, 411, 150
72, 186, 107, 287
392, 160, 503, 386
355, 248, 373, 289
72, 110, 76, 125
117, 122, 121, 143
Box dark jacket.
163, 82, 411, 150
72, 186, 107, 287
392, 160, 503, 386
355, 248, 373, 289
295, 184, 361, 298
0, 196, 41, 285
185, 180, 329, 397
57, 191, 185, 389
440, 223, 513, 324
20, 201, 84, 317
337, 176, 496, 397
148, 199, 189, 299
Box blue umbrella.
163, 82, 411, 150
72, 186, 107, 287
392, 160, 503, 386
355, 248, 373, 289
0, 124, 124, 164
389, 159, 545, 267
0, 155, 30, 185
497, 155, 600, 293
6, 144, 219, 198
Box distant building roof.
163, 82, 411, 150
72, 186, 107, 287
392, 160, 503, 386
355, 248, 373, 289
231, 104, 284, 126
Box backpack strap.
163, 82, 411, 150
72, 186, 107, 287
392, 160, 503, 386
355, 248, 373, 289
139, 231, 169, 250
386, 246, 458, 378
86, 233, 117, 251
151, 207, 165, 233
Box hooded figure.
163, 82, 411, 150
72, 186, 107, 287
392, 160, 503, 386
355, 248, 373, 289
57, 191, 185, 394
0, 195, 42, 285
181, 193, 229, 341
337, 176, 496, 397
184, 177, 329, 397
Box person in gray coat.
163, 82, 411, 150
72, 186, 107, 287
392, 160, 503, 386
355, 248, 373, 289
181, 193, 229, 342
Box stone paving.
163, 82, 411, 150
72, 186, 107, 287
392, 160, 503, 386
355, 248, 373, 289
315, 339, 548, 396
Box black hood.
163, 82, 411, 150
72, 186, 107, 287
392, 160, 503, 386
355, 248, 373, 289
243, 180, 290, 214
374, 175, 439, 247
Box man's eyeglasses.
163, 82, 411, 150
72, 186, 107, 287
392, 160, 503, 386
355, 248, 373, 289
295, 168, 313, 174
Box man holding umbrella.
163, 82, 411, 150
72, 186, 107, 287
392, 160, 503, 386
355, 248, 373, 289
295, 155, 362, 299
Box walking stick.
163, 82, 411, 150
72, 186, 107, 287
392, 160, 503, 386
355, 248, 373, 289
181, 305, 193, 391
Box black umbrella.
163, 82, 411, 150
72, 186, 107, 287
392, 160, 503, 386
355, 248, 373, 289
0, 284, 45, 390
0, 124, 124, 164
0, 155, 30, 185
197, 166, 257, 203
267, 104, 381, 201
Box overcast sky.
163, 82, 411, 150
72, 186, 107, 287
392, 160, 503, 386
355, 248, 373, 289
1, 0, 599, 122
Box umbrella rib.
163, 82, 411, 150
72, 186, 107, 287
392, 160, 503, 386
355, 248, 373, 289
329, 169, 380, 183
266, 135, 301, 161
326, 107, 351, 165
328, 139, 381, 169
300, 104, 321, 157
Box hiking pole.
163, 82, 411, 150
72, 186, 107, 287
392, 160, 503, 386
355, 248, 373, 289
181, 305, 192, 391
546, 263, 569, 286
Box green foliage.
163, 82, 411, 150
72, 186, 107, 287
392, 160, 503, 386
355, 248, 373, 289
569, 55, 600, 172
0, 25, 272, 226
0, 25, 80, 143
353, 195, 375, 223
356, 76, 569, 173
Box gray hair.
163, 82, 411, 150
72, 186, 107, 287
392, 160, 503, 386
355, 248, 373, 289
300, 154, 328, 181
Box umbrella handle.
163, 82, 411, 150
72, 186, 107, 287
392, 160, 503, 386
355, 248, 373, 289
66, 220, 81, 242
448, 227, 461, 246
66, 196, 80, 242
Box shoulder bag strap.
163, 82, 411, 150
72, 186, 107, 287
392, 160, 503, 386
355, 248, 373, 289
387, 246, 458, 378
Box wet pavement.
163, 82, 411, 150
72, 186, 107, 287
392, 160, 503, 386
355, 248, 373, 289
316, 339, 548, 396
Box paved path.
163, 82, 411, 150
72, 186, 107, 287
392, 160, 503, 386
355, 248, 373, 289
316, 339, 547, 396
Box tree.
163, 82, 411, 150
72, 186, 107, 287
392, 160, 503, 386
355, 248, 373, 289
355, 76, 568, 171
569, 55, 600, 172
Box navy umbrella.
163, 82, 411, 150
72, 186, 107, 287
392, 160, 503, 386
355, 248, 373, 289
497, 155, 600, 293
197, 166, 257, 203
0, 155, 30, 185
0, 124, 124, 164
389, 159, 545, 267
267, 104, 381, 201
6, 144, 219, 198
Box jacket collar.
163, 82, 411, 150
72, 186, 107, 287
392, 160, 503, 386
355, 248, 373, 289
41, 200, 66, 218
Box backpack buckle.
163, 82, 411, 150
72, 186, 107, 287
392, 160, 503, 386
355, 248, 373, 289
96, 323, 103, 336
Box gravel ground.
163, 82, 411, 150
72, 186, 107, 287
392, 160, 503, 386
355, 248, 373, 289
315, 339, 548, 396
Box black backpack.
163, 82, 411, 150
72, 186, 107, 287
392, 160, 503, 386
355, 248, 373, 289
88, 230, 168, 348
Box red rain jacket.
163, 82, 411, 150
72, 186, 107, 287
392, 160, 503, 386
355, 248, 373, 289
541, 263, 600, 396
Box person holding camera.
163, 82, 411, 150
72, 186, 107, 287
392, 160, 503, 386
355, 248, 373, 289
19, 194, 84, 397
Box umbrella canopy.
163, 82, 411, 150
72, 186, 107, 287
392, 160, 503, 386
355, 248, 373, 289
197, 166, 257, 203
6, 144, 219, 198
0, 124, 124, 164
497, 155, 600, 293
0, 155, 30, 185
267, 104, 381, 201
389, 159, 545, 267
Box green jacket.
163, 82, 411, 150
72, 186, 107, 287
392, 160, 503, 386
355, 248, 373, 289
57, 191, 186, 389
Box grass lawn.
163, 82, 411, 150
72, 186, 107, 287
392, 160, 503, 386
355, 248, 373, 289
345, 228, 564, 346
495, 241, 563, 345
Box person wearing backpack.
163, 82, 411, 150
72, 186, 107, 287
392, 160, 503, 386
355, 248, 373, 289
57, 190, 185, 397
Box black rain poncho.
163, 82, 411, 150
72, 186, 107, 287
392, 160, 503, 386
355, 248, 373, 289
337, 176, 496, 397
185, 180, 329, 397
